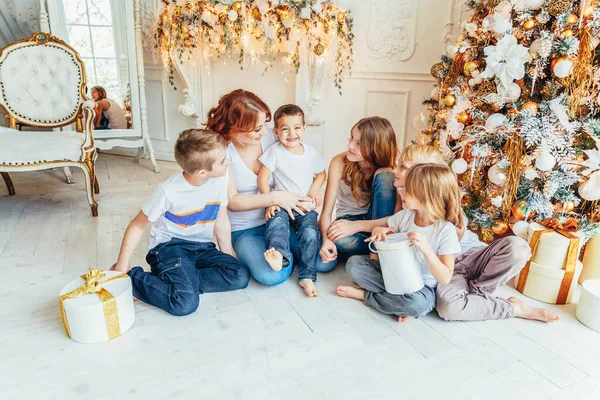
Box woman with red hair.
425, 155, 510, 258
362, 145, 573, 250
206, 89, 337, 285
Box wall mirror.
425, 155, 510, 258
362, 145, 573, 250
45, 0, 159, 172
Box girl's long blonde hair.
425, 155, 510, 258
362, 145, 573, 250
342, 117, 398, 206
399, 144, 444, 165
405, 163, 465, 238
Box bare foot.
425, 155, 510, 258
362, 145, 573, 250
299, 279, 319, 297
264, 248, 283, 271
508, 296, 560, 323
397, 316, 412, 323
336, 285, 365, 301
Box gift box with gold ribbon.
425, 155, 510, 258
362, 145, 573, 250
515, 218, 584, 304
59, 269, 135, 343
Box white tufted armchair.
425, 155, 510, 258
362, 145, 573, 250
0, 32, 99, 216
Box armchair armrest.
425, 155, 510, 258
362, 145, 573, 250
81, 100, 96, 151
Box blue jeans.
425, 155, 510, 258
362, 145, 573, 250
335, 172, 397, 256
231, 223, 338, 286
265, 210, 319, 281
128, 238, 250, 316
346, 255, 435, 318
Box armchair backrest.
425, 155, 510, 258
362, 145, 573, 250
0, 32, 87, 129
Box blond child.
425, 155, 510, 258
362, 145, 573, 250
337, 163, 463, 321
257, 104, 326, 297
393, 145, 559, 323
112, 129, 250, 316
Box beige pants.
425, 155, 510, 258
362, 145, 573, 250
436, 236, 531, 321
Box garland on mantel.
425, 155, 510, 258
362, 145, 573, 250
154, 0, 354, 94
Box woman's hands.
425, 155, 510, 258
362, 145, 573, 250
272, 191, 313, 219
319, 238, 338, 263
327, 219, 360, 242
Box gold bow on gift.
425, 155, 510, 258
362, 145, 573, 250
59, 269, 127, 340
540, 217, 579, 232
516, 218, 580, 305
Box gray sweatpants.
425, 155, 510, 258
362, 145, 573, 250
346, 256, 436, 318
436, 236, 531, 321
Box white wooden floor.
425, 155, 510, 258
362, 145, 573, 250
1, 154, 600, 400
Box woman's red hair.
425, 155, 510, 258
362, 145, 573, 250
205, 89, 272, 141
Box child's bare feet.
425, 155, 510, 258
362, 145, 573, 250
397, 316, 412, 323
508, 296, 560, 323
264, 248, 283, 271
299, 279, 319, 297
336, 285, 365, 301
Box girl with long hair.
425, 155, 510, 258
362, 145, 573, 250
337, 163, 463, 321
319, 117, 399, 261
393, 145, 559, 323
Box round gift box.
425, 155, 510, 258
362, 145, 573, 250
576, 280, 600, 333
60, 271, 135, 343
514, 260, 583, 304
527, 223, 585, 270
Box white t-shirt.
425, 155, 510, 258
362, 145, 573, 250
259, 142, 325, 195
387, 209, 461, 287
226, 132, 276, 232
459, 215, 486, 254
142, 171, 228, 250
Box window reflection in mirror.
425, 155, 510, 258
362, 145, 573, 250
61, 0, 132, 129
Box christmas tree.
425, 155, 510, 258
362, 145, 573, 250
422, 0, 600, 242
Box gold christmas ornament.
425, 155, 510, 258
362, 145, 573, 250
463, 60, 479, 77
521, 101, 539, 115
457, 112, 471, 124
523, 18, 536, 31
565, 200, 575, 212
231, 1, 243, 12
313, 42, 325, 56
477, 80, 497, 97
547, 0, 573, 17
430, 62, 445, 79
492, 221, 509, 235
563, 29, 574, 38
512, 201, 530, 220
566, 13, 578, 24
444, 94, 457, 107
337, 11, 346, 23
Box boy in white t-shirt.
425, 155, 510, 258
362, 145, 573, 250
112, 129, 250, 316
258, 104, 326, 297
